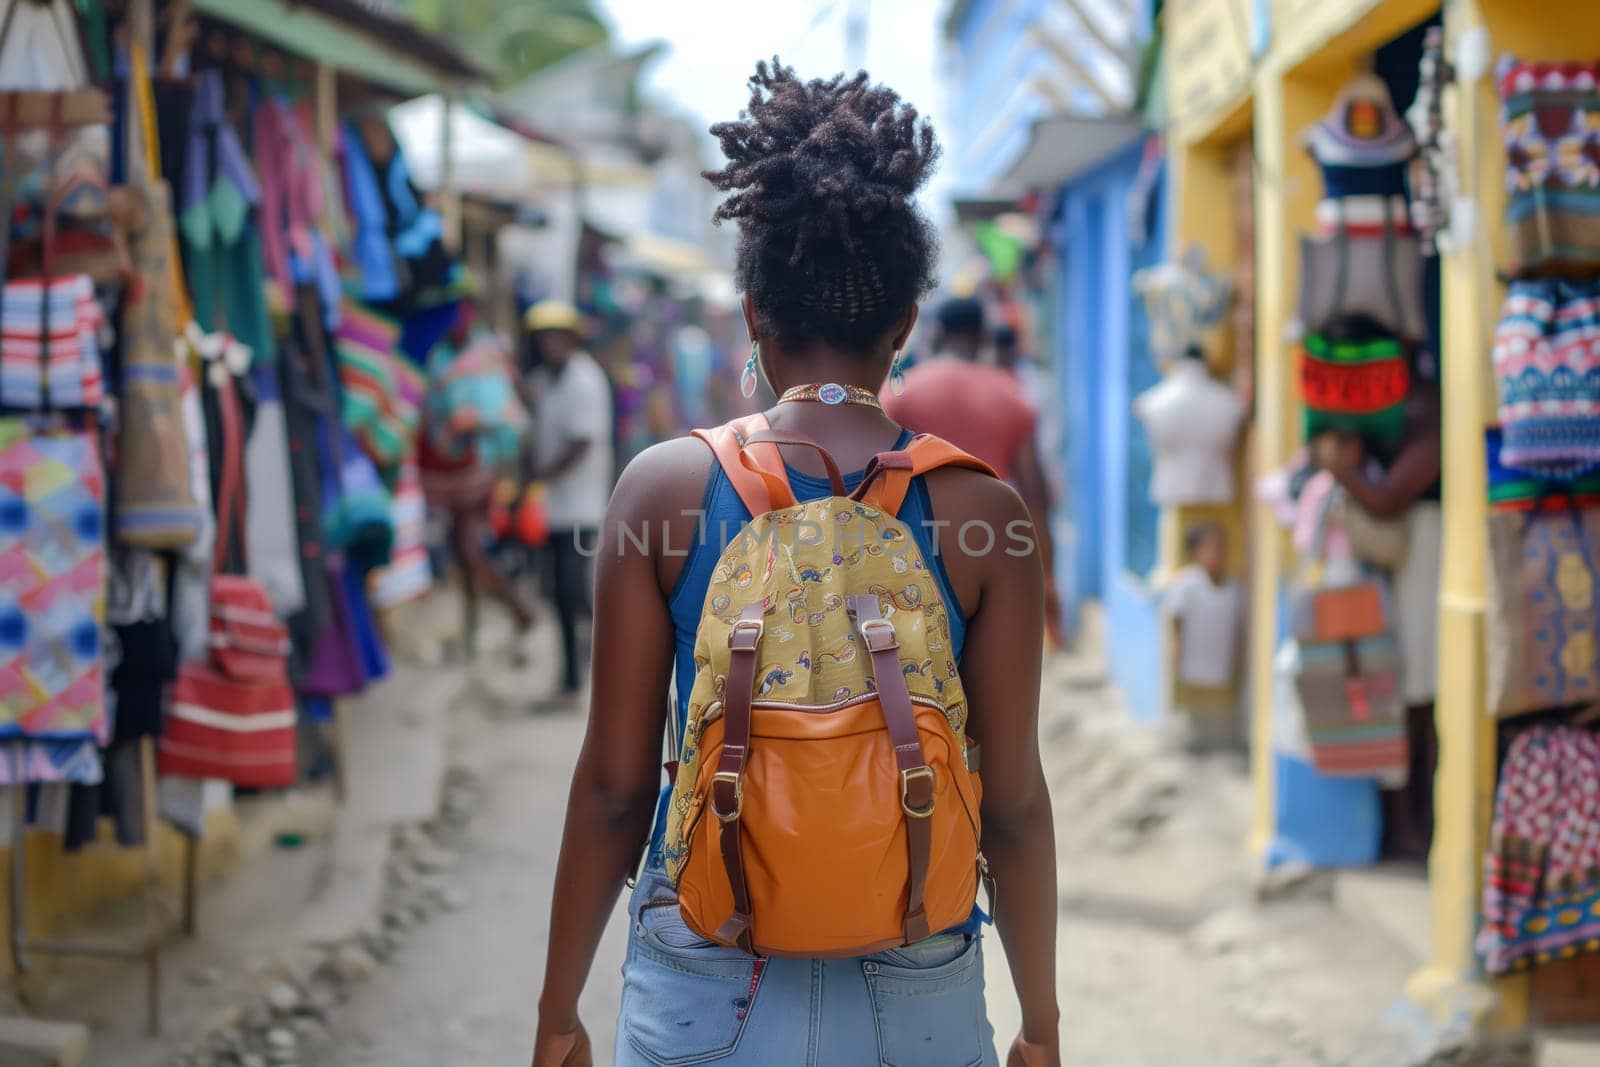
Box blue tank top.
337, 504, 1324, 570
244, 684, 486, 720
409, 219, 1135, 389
644, 431, 968, 866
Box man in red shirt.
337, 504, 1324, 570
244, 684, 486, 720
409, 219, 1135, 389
885, 298, 1062, 641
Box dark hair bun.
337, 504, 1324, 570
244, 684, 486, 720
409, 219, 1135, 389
706, 58, 940, 353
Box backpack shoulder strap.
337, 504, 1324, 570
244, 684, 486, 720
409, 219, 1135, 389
850, 434, 998, 515
691, 413, 798, 516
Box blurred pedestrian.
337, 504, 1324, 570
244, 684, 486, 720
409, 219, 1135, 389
418, 304, 535, 660
525, 300, 614, 698
885, 298, 1063, 643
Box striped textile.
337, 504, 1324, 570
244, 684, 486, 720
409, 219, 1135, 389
1498, 57, 1600, 275
0, 274, 104, 411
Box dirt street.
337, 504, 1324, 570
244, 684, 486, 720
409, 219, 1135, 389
298, 636, 1416, 1067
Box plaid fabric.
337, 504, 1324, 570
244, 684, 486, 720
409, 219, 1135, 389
1479, 725, 1600, 974
0, 274, 104, 411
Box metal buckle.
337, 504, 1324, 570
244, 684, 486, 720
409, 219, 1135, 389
729, 618, 764, 649
711, 771, 743, 821
900, 766, 935, 818
858, 617, 898, 651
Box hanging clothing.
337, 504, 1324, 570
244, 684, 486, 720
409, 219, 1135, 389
180, 70, 274, 363
1497, 57, 1600, 276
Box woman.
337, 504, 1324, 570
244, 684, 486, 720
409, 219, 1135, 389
532, 61, 1059, 1067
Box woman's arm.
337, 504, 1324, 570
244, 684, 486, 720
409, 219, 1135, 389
533, 449, 690, 1064
952, 483, 1058, 1060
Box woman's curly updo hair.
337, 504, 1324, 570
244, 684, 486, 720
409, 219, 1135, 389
705, 58, 940, 355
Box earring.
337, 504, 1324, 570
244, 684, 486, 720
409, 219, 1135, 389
741, 342, 760, 399
888, 349, 906, 396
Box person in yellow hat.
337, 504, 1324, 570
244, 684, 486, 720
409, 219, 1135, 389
524, 300, 614, 699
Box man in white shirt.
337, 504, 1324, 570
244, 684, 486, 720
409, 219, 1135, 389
526, 301, 614, 696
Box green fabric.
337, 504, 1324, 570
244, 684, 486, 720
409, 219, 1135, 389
1304, 407, 1407, 449
186, 226, 277, 365
975, 221, 1024, 282
1303, 333, 1405, 365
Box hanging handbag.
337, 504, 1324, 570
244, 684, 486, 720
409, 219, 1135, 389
1290, 487, 1409, 778
1492, 278, 1600, 481
1297, 195, 1428, 343
159, 370, 297, 788
0, 0, 114, 281
1485, 485, 1600, 719
113, 179, 202, 548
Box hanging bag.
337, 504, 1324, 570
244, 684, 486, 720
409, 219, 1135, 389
1297, 195, 1428, 343
159, 369, 298, 788
1492, 278, 1600, 481
1290, 486, 1409, 779
1485, 483, 1600, 719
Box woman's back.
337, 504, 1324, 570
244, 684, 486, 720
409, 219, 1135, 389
533, 59, 1058, 1067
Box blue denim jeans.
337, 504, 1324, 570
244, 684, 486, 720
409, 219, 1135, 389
615, 871, 1000, 1066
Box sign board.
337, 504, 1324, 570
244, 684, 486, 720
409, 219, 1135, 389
1166, 0, 1256, 138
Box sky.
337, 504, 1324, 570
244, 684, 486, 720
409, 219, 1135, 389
595, 0, 957, 222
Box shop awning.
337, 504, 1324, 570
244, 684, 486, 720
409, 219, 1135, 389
192, 0, 486, 97
391, 94, 579, 202
996, 113, 1146, 195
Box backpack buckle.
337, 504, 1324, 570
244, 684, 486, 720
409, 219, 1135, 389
900, 766, 935, 818
711, 771, 743, 821
858, 617, 899, 652
729, 618, 764, 650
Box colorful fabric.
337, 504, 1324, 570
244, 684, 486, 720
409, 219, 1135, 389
1493, 277, 1600, 480
1479, 725, 1600, 975
1488, 428, 1600, 512
336, 302, 416, 484
1485, 503, 1600, 718
0, 739, 102, 784
0, 274, 104, 411
369, 460, 432, 609
0, 422, 106, 742
1498, 57, 1600, 275
1307, 76, 1416, 200
424, 334, 528, 469
1299, 332, 1410, 449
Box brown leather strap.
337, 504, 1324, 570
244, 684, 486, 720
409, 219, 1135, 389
711, 603, 764, 953
742, 429, 847, 497
847, 594, 934, 943
851, 434, 999, 516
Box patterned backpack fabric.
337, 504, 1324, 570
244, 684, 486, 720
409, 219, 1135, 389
663, 414, 997, 957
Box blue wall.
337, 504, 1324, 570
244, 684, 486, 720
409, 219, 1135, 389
1052, 141, 1167, 721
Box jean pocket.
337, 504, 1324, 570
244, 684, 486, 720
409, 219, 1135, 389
862, 934, 985, 1067
620, 908, 764, 1066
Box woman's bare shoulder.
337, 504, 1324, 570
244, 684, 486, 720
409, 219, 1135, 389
608, 436, 716, 526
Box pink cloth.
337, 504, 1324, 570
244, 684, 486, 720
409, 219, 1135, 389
882, 359, 1036, 481
1293, 471, 1354, 561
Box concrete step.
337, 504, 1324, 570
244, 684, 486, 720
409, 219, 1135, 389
1333, 861, 1431, 964
0, 1016, 89, 1066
